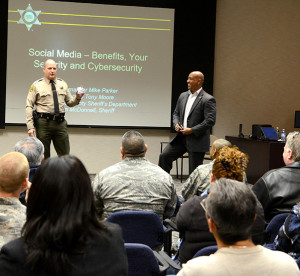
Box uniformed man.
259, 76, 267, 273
92, 130, 178, 221
26, 59, 84, 158
181, 138, 232, 201
0, 152, 29, 249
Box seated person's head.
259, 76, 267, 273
14, 137, 44, 167
210, 139, 232, 159
121, 130, 147, 158
206, 178, 257, 245
211, 146, 248, 182
283, 131, 300, 165
23, 155, 104, 274
0, 152, 29, 197
25, 155, 99, 227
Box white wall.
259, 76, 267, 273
0, 126, 179, 174
213, 0, 300, 138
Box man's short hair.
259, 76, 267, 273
212, 139, 232, 153
122, 131, 145, 155
285, 132, 300, 161
0, 152, 29, 193
206, 178, 257, 245
14, 137, 44, 167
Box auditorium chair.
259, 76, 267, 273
106, 210, 176, 256
125, 243, 181, 276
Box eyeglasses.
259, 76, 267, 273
200, 197, 219, 227
292, 132, 300, 139
200, 198, 207, 213
200, 197, 212, 220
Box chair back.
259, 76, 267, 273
296, 256, 300, 269
125, 243, 161, 276
264, 213, 289, 244
193, 245, 218, 258
107, 211, 164, 249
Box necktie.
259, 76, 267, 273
50, 80, 59, 116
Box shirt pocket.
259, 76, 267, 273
37, 90, 51, 105
57, 88, 67, 102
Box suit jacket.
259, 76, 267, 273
171, 89, 216, 152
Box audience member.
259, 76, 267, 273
273, 202, 300, 258
181, 138, 232, 201
177, 178, 300, 276
14, 137, 44, 205
0, 155, 128, 276
0, 152, 29, 249
92, 130, 177, 221
252, 131, 300, 222
176, 146, 265, 264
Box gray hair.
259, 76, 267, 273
205, 178, 257, 245
122, 131, 145, 156
285, 132, 300, 161
212, 139, 232, 153
14, 137, 44, 167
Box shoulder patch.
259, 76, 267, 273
29, 85, 35, 92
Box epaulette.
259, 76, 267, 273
34, 78, 43, 84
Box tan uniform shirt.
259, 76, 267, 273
26, 77, 80, 130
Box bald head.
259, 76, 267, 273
187, 71, 204, 93
191, 71, 204, 82
210, 139, 232, 159
0, 152, 29, 194
43, 59, 57, 80
44, 59, 56, 68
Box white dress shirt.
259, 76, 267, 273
183, 88, 202, 129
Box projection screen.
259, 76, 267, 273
6, 0, 174, 127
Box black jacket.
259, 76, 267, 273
252, 161, 300, 222
0, 222, 128, 276
176, 193, 265, 263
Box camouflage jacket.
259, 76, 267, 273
92, 157, 177, 221
0, 197, 26, 249
181, 161, 214, 201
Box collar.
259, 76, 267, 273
188, 87, 202, 96
44, 77, 57, 84
285, 161, 300, 168
124, 156, 147, 162
0, 197, 23, 205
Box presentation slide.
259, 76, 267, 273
6, 0, 174, 127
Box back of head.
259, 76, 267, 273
0, 152, 29, 194
211, 139, 232, 157
24, 155, 103, 275
14, 137, 44, 167
206, 178, 257, 244
285, 132, 300, 161
122, 130, 145, 156
212, 146, 248, 182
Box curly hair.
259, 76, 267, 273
211, 146, 248, 182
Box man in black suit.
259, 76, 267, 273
159, 71, 216, 174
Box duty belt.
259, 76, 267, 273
38, 112, 65, 121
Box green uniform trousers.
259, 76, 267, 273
36, 117, 70, 159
